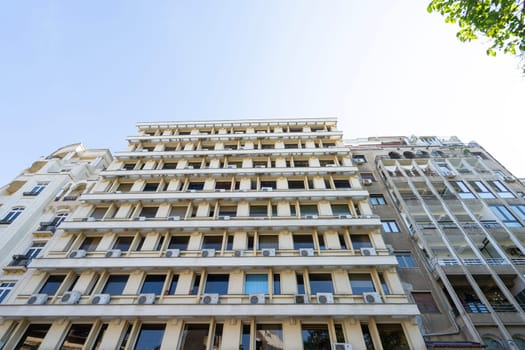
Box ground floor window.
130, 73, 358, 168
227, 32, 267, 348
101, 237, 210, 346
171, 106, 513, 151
377, 324, 410, 350
134, 324, 166, 350
15, 324, 51, 350
302, 324, 331, 350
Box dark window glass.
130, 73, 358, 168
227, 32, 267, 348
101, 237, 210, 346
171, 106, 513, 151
396, 254, 416, 268
349, 274, 375, 295
140, 207, 158, 218
102, 275, 129, 295
361, 324, 374, 350
297, 273, 305, 294
351, 235, 372, 249
250, 205, 268, 217
119, 324, 132, 350
168, 275, 179, 295
14, 324, 51, 350
204, 274, 229, 294
141, 275, 166, 295
143, 183, 159, 192
259, 235, 279, 249
309, 274, 334, 294
301, 324, 331, 350
187, 182, 205, 190
331, 204, 350, 215
202, 236, 223, 250
377, 324, 410, 350
180, 324, 208, 350
273, 274, 281, 295
288, 180, 305, 189
79, 237, 101, 252
338, 234, 347, 249
256, 324, 284, 350
333, 180, 351, 189
191, 274, 201, 295
134, 324, 165, 350
39, 275, 65, 295
370, 194, 386, 205
241, 324, 251, 350
60, 324, 92, 349
162, 162, 177, 169
168, 236, 189, 250
294, 235, 314, 249
113, 236, 134, 251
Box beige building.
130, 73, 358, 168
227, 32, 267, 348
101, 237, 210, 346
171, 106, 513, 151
347, 136, 525, 350
0, 119, 425, 349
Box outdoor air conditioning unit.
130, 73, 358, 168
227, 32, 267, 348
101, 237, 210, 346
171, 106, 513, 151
69, 249, 87, 258
165, 249, 180, 258
218, 216, 231, 220
338, 214, 352, 219
326, 164, 337, 167
201, 293, 219, 304
185, 166, 194, 169
227, 165, 237, 169
233, 250, 245, 257
136, 216, 147, 221
300, 248, 314, 257
360, 248, 377, 256
261, 187, 273, 192
167, 216, 181, 221
27, 293, 48, 305
216, 189, 226, 192
255, 165, 266, 168
295, 294, 308, 304
105, 249, 122, 258
261, 248, 276, 257
504, 176, 516, 182
137, 293, 156, 305
363, 292, 382, 304
249, 294, 266, 304
87, 217, 96, 222
304, 215, 319, 219
91, 294, 111, 305
333, 343, 353, 350
316, 292, 334, 304
362, 179, 373, 186
59, 291, 82, 304
201, 249, 216, 257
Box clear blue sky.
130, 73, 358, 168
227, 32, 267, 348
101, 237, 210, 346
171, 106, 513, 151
1, 1, 524, 186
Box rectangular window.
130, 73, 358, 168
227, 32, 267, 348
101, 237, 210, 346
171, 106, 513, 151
245, 274, 268, 294
0, 207, 24, 224
168, 235, 189, 250
396, 254, 417, 268
0, 282, 15, 303
204, 274, 229, 295
102, 275, 129, 295
180, 324, 209, 350
39, 275, 66, 295
512, 205, 525, 220
250, 205, 268, 217
191, 274, 201, 295
273, 274, 281, 295
134, 324, 166, 350
309, 273, 334, 294
92, 324, 109, 350
293, 235, 314, 249
470, 181, 495, 199
202, 236, 223, 250
349, 274, 376, 294
26, 242, 46, 259
143, 183, 159, 192
301, 324, 331, 350
167, 275, 179, 295
489, 180, 515, 198
113, 236, 134, 251
256, 324, 284, 350
490, 205, 522, 227
351, 235, 372, 249
300, 205, 318, 216
141, 275, 166, 295
241, 324, 251, 350
60, 324, 92, 349
24, 183, 47, 196
331, 204, 350, 215
187, 181, 204, 190
297, 273, 305, 294
453, 181, 475, 199
412, 292, 440, 313
370, 194, 386, 205
377, 324, 410, 350
333, 179, 351, 189
79, 237, 101, 252
259, 235, 279, 249
139, 206, 158, 218
382, 220, 400, 233
15, 324, 51, 349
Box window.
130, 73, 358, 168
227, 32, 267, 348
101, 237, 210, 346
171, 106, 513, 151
102, 275, 129, 295
139, 206, 158, 218
39, 275, 66, 295
60, 324, 92, 349
511, 205, 525, 220
0, 282, 15, 303
382, 220, 400, 233
288, 180, 305, 189
470, 181, 495, 199
79, 237, 101, 252
250, 205, 268, 217
26, 242, 46, 259
489, 180, 515, 198
412, 292, 439, 313
351, 235, 372, 249
300, 204, 318, 216
204, 274, 229, 294
396, 254, 417, 268
14, 324, 51, 349
168, 235, 189, 250
349, 274, 376, 294
187, 181, 204, 190
377, 324, 410, 350
256, 324, 284, 350
53, 213, 69, 227
331, 204, 350, 215
259, 235, 279, 249
245, 274, 268, 294
333, 179, 351, 189
273, 274, 281, 294
191, 274, 201, 295
113, 236, 134, 251
293, 235, 314, 249
0, 207, 24, 224
180, 324, 209, 350
143, 183, 159, 192
297, 273, 305, 294
202, 236, 223, 250
370, 194, 386, 205
301, 324, 331, 350
490, 205, 522, 227
90, 207, 108, 220
134, 324, 166, 350
92, 324, 109, 350
309, 273, 334, 294
167, 275, 179, 295
24, 183, 47, 196
141, 275, 166, 295
452, 181, 475, 199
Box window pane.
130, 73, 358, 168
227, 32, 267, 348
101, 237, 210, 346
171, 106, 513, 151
180, 324, 208, 350
273, 274, 281, 295
309, 274, 334, 294
205, 274, 229, 294
102, 275, 129, 295
168, 236, 189, 250
134, 324, 165, 350
351, 235, 372, 249
15, 324, 51, 350
245, 274, 268, 294
114, 237, 134, 251
61, 324, 92, 349
202, 236, 223, 250
259, 235, 279, 249
377, 324, 410, 350
168, 275, 179, 295
301, 324, 331, 350
79, 237, 101, 252
412, 292, 439, 313
294, 235, 314, 249
141, 275, 166, 295
256, 324, 283, 350
349, 274, 375, 294
39, 275, 65, 295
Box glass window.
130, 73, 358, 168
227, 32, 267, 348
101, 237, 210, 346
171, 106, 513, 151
191, 274, 201, 295
204, 274, 229, 295
141, 275, 166, 295
245, 274, 268, 294
102, 275, 129, 295
301, 324, 331, 350
333, 179, 351, 189
1, 207, 24, 224
331, 204, 350, 215
212, 324, 223, 350
452, 181, 475, 199
139, 206, 158, 218
39, 275, 66, 295
241, 324, 251, 350
14, 324, 51, 350
180, 324, 208, 350
293, 235, 314, 249
412, 292, 439, 313
377, 324, 410, 350
511, 205, 525, 220
489, 180, 515, 198
256, 324, 284, 350
309, 274, 334, 294
490, 205, 522, 227
379, 273, 390, 294
26, 242, 45, 259
259, 235, 278, 249
382, 220, 400, 233
202, 236, 223, 250
300, 205, 318, 216
349, 274, 376, 295
370, 194, 386, 205
396, 254, 417, 268
470, 181, 495, 198
168, 236, 189, 250
250, 205, 268, 217
143, 183, 159, 192
60, 324, 92, 349
297, 273, 305, 294
351, 235, 372, 249
134, 324, 166, 350
361, 324, 374, 350
0, 282, 15, 303
273, 274, 281, 295
113, 236, 134, 251
79, 237, 101, 252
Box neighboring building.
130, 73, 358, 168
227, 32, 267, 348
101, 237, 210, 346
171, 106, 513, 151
0, 143, 112, 308
347, 136, 525, 350
0, 119, 425, 349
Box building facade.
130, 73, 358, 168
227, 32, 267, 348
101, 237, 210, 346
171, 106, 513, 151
347, 136, 525, 350
0, 119, 425, 349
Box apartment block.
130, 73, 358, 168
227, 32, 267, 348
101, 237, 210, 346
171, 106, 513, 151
347, 136, 525, 350
0, 119, 425, 349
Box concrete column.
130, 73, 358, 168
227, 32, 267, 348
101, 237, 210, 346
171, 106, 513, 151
323, 231, 340, 249
73, 271, 98, 294
97, 320, 131, 350
157, 203, 171, 218
39, 319, 69, 349
277, 201, 290, 217
228, 270, 244, 295
282, 318, 302, 349
333, 270, 351, 294
130, 180, 145, 192
114, 203, 134, 219
143, 160, 157, 170
275, 158, 286, 167
239, 179, 251, 190
233, 232, 247, 250
166, 179, 180, 191
141, 232, 159, 251
280, 270, 297, 294
204, 178, 215, 190
97, 233, 116, 251
187, 232, 202, 250
123, 270, 144, 295
318, 201, 332, 216
221, 319, 241, 350
402, 319, 427, 350
342, 319, 367, 350
160, 320, 183, 350
313, 176, 325, 189
176, 271, 194, 295
237, 202, 249, 217
276, 177, 287, 190
279, 231, 293, 250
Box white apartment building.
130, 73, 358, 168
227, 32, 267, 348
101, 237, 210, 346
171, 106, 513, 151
0, 119, 424, 349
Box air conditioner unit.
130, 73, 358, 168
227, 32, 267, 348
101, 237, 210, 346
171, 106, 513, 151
304, 215, 319, 219
201, 249, 216, 257
105, 249, 122, 258
137, 293, 156, 304
216, 189, 226, 192
59, 291, 82, 304
338, 214, 352, 219
91, 293, 111, 305
295, 294, 308, 304
165, 249, 180, 258
261, 248, 276, 257
114, 190, 122, 194
261, 187, 273, 192
249, 294, 266, 304
168, 216, 181, 221
363, 292, 382, 304
87, 217, 96, 222
362, 179, 373, 186
326, 164, 337, 167
255, 165, 266, 168
333, 343, 353, 350
300, 248, 314, 257
27, 293, 48, 305
185, 166, 194, 169
316, 292, 334, 304
227, 165, 237, 169
136, 216, 147, 221
187, 189, 197, 193
201, 293, 219, 304
69, 249, 87, 258
233, 250, 245, 257
360, 248, 377, 256
218, 215, 231, 220
385, 245, 394, 253
504, 176, 516, 182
